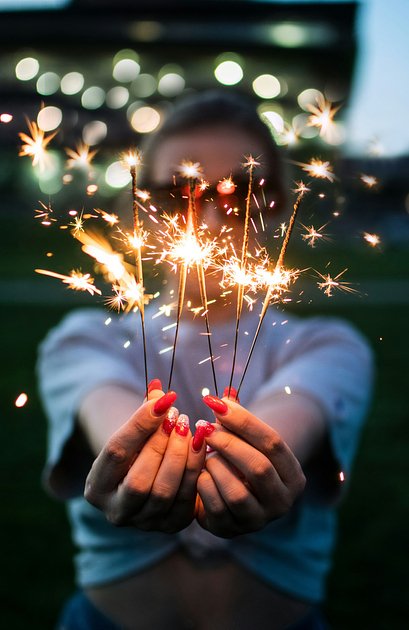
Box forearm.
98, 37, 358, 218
250, 391, 326, 465
79, 384, 144, 456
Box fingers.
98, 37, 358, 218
203, 394, 302, 487
85, 384, 177, 497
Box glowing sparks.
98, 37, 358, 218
301, 223, 329, 247
66, 143, 97, 169
124, 149, 142, 168
19, 119, 57, 171
363, 232, 381, 247
306, 95, 340, 140
15, 392, 28, 408
35, 268, 101, 295
316, 269, 357, 297
158, 213, 219, 271
34, 200, 56, 226
301, 158, 335, 182
95, 208, 119, 226
1, 113, 13, 123
178, 160, 203, 180
360, 174, 378, 188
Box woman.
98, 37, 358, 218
38, 91, 373, 629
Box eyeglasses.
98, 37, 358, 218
148, 178, 280, 216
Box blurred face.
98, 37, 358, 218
149, 124, 270, 231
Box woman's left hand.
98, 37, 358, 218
195, 394, 306, 537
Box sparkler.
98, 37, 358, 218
236, 183, 308, 396
306, 95, 340, 142
227, 156, 258, 396
66, 143, 97, 170
316, 269, 357, 297
166, 161, 218, 395
35, 268, 101, 295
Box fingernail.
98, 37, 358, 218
195, 419, 216, 436
153, 391, 177, 416
192, 426, 206, 452
148, 378, 162, 393
223, 386, 240, 402
203, 395, 228, 415
162, 407, 179, 435
175, 414, 189, 437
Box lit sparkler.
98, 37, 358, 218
301, 158, 335, 182
166, 161, 218, 395
228, 156, 259, 396
236, 184, 308, 395
360, 174, 378, 188
19, 119, 57, 171
301, 223, 329, 247
363, 232, 381, 247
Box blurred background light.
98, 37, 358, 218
36, 71, 60, 95
106, 86, 129, 109
158, 72, 185, 97
37, 105, 62, 131
60, 71, 84, 95
82, 120, 107, 145
214, 60, 243, 86
15, 56, 39, 81
113, 58, 140, 82
105, 161, 132, 188
252, 74, 281, 99
297, 88, 324, 111
81, 86, 105, 109
130, 106, 161, 133
132, 73, 156, 98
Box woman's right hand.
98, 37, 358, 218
84, 380, 206, 533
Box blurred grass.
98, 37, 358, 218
2, 213, 409, 628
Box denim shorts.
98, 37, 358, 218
57, 591, 328, 630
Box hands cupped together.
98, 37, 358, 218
84, 380, 306, 537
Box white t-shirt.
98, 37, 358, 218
38, 305, 373, 603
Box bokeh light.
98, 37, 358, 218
82, 120, 107, 145
252, 74, 281, 99
60, 71, 84, 95
214, 60, 243, 86
81, 86, 105, 109
36, 72, 60, 95
158, 72, 185, 97
15, 57, 39, 81
37, 106, 62, 131
105, 161, 132, 188
106, 86, 129, 109
113, 59, 140, 82
298, 88, 324, 111
130, 106, 161, 133
132, 73, 157, 97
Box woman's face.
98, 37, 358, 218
149, 124, 269, 230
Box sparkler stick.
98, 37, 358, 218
236, 185, 307, 396
127, 151, 149, 396
228, 157, 257, 396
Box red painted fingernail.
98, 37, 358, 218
192, 426, 206, 452
161, 407, 179, 435
153, 391, 177, 415
175, 414, 189, 437
203, 395, 228, 415
195, 419, 215, 436
223, 386, 240, 402
148, 378, 162, 393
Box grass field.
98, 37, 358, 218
2, 222, 409, 628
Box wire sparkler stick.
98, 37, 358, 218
167, 168, 218, 395
236, 184, 308, 396
227, 156, 257, 396
127, 151, 149, 397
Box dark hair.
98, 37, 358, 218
139, 89, 287, 212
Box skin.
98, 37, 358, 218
80, 124, 327, 627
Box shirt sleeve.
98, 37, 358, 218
253, 316, 374, 480
37, 308, 145, 499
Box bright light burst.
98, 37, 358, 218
301, 223, 329, 247
301, 158, 335, 182
19, 119, 57, 171
66, 142, 97, 169
34, 200, 56, 226
316, 269, 357, 297
178, 160, 203, 180
363, 232, 381, 247
306, 95, 340, 141
360, 174, 378, 188
35, 268, 101, 295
